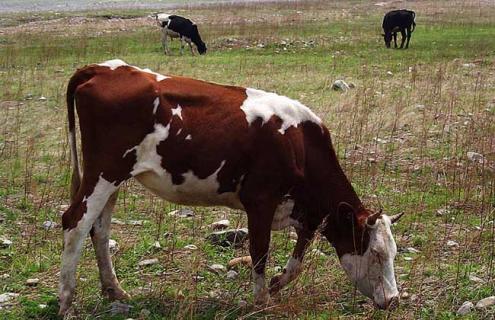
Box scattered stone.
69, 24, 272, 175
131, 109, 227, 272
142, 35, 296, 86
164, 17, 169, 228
401, 291, 410, 299
192, 275, 205, 282
406, 247, 420, 254
415, 104, 425, 111
42, 220, 57, 230
208, 264, 227, 274
110, 301, 132, 316
39, 96, 47, 101
0, 274, 10, 279
139, 308, 151, 318
457, 301, 474, 315
210, 219, 230, 230
26, 278, 39, 286
228, 256, 252, 269
1, 239, 12, 248
469, 275, 483, 283
404, 257, 413, 261
467, 151, 485, 164
128, 220, 144, 226
152, 241, 161, 249
436, 208, 449, 216
331, 79, 350, 92
109, 239, 119, 254
111, 218, 126, 225
226, 270, 238, 280
0, 292, 19, 304
168, 208, 194, 218
138, 258, 159, 267
367, 157, 377, 163
207, 228, 249, 248
184, 244, 198, 250
311, 248, 326, 256
38, 304, 47, 309
462, 63, 476, 68
446, 240, 459, 248
476, 296, 495, 309
386, 71, 393, 76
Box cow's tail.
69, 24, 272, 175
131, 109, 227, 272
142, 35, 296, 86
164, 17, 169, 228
66, 68, 95, 202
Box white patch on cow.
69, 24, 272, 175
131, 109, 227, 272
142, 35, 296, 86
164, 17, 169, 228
240, 88, 322, 134
339, 215, 399, 308
97, 59, 169, 82
171, 105, 182, 119
153, 97, 160, 114
176, 128, 182, 136
185, 134, 192, 140
129, 125, 242, 209
271, 199, 300, 230
122, 146, 137, 159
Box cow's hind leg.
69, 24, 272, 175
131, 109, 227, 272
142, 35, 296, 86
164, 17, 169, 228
58, 174, 121, 315
399, 29, 406, 49
405, 26, 412, 49
90, 190, 130, 301
269, 227, 315, 295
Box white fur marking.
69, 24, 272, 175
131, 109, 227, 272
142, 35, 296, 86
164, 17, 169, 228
98, 59, 169, 82
153, 97, 160, 114
122, 146, 137, 159
185, 134, 192, 140
240, 88, 321, 134
176, 128, 182, 136
171, 105, 182, 120
278, 257, 302, 287
272, 199, 300, 230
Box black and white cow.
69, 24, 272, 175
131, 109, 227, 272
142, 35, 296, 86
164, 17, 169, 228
382, 10, 416, 49
155, 13, 207, 55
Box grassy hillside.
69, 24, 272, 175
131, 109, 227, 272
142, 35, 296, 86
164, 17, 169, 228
0, 1, 494, 319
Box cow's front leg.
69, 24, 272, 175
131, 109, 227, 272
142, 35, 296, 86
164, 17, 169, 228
244, 199, 278, 305
269, 227, 315, 295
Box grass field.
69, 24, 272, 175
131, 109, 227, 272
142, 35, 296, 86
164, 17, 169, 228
0, 0, 494, 319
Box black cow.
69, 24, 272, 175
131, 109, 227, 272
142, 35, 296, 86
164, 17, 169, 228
382, 10, 416, 49
156, 14, 207, 55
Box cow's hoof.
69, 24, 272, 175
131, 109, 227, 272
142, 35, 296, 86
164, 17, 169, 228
269, 274, 282, 295
103, 287, 131, 301
254, 288, 271, 306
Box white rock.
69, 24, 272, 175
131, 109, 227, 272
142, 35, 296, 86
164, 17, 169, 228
226, 270, 238, 279
26, 278, 39, 286
0, 292, 19, 304
415, 104, 425, 111
39, 96, 47, 101
1, 239, 12, 248
386, 71, 393, 76
331, 80, 350, 92
404, 257, 413, 261
111, 218, 126, 225
467, 151, 485, 164
476, 296, 495, 309
128, 220, 144, 226
446, 240, 459, 247
457, 301, 474, 315
209, 264, 226, 274
436, 208, 449, 216
401, 291, 410, 299
108, 239, 119, 254
184, 244, 198, 250
38, 304, 47, 309
462, 63, 476, 68
42, 220, 57, 230
407, 247, 420, 254
168, 208, 194, 218
152, 241, 161, 249
210, 219, 230, 230
469, 275, 483, 283
138, 258, 159, 267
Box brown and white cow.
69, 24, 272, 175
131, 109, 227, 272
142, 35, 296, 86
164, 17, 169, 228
58, 59, 403, 315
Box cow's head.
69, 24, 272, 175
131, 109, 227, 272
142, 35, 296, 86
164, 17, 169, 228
382, 33, 392, 48
322, 206, 404, 309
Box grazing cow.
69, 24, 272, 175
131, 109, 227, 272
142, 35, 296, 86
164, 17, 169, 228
382, 9, 416, 49
58, 59, 404, 315
155, 13, 207, 55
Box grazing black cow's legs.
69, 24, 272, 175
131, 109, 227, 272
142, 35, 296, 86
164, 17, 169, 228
393, 32, 398, 48
405, 27, 412, 48
399, 29, 407, 48
269, 226, 316, 295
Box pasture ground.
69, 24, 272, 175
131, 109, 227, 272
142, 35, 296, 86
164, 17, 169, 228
0, 0, 494, 319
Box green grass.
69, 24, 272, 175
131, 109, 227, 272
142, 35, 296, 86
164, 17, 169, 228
1, 0, 494, 319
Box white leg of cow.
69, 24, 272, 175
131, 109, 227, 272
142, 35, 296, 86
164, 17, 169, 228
186, 39, 195, 56
90, 191, 130, 301
252, 270, 270, 305
179, 37, 184, 55
59, 175, 119, 315
161, 30, 169, 55
269, 227, 315, 294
